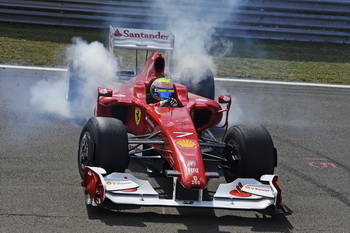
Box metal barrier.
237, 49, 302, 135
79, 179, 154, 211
0, 0, 349, 43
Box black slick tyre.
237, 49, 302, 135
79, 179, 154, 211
66, 62, 82, 102
78, 117, 129, 178
222, 124, 276, 182
180, 68, 215, 100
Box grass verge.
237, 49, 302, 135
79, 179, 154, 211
0, 22, 349, 84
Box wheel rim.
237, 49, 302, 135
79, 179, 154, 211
79, 132, 91, 172
224, 141, 241, 181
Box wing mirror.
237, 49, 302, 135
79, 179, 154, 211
98, 87, 113, 97
218, 94, 232, 104
217, 95, 232, 136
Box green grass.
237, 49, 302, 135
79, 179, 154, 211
0, 37, 66, 66
212, 37, 350, 83
216, 57, 350, 83
1, 22, 350, 84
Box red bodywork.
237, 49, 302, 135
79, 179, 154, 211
94, 51, 224, 189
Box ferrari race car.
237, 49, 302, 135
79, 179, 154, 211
69, 27, 282, 213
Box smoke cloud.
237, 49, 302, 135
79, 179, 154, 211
30, 1, 239, 124
150, 0, 237, 76
30, 38, 118, 121
30, 76, 70, 118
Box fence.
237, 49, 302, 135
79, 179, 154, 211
0, 0, 349, 43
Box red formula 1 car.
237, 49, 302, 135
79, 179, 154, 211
72, 27, 282, 213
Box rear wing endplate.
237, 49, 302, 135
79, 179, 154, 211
109, 26, 174, 52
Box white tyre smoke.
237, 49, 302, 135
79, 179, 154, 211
30, 38, 119, 121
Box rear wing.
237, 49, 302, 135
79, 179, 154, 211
109, 26, 175, 52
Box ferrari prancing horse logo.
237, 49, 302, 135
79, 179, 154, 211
135, 107, 141, 125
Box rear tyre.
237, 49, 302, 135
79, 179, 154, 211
66, 62, 83, 102
78, 117, 129, 178
180, 68, 215, 100
66, 62, 88, 125
222, 125, 276, 182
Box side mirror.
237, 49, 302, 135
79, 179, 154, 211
217, 95, 232, 136
98, 87, 113, 97
218, 94, 232, 104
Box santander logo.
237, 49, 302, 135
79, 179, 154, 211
114, 29, 170, 40
114, 29, 123, 37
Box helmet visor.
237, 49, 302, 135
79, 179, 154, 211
154, 88, 174, 100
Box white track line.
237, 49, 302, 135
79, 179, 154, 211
1, 64, 350, 89
0, 64, 67, 72
215, 77, 350, 89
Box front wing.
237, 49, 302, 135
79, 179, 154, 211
82, 166, 282, 211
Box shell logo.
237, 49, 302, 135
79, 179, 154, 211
176, 139, 198, 148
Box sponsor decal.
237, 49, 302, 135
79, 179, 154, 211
229, 182, 252, 197
113, 94, 126, 97
245, 186, 270, 192
241, 184, 274, 198
105, 179, 139, 192
115, 29, 170, 40
191, 176, 200, 185
114, 29, 123, 37
106, 181, 133, 186
187, 161, 196, 167
135, 107, 141, 125
145, 115, 155, 128
196, 98, 208, 102
173, 132, 194, 138
176, 139, 198, 148
187, 168, 199, 174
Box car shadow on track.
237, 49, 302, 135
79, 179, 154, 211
85, 205, 293, 233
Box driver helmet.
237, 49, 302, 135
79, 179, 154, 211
150, 77, 174, 101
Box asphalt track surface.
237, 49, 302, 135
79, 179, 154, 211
1, 66, 349, 233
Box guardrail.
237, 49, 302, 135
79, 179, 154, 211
0, 0, 349, 44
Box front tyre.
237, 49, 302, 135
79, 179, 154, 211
78, 117, 129, 178
222, 125, 276, 182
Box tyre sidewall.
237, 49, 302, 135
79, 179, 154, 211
223, 125, 275, 181
78, 117, 129, 178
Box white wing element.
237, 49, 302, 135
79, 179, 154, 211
83, 167, 282, 211
105, 178, 139, 191
241, 184, 274, 198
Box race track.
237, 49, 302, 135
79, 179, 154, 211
0, 67, 349, 232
